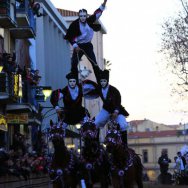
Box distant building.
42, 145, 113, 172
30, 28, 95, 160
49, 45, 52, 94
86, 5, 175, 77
128, 119, 188, 181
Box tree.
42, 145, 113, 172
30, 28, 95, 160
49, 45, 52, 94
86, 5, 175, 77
160, 0, 188, 95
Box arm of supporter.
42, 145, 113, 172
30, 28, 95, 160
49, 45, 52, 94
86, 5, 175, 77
113, 87, 122, 113
50, 89, 63, 108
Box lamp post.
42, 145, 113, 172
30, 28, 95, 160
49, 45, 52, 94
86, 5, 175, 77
42, 86, 52, 101
75, 123, 82, 154
34, 86, 52, 154
0, 65, 3, 73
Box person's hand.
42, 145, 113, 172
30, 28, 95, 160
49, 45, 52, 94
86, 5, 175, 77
56, 109, 65, 120
102, 0, 107, 7
111, 111, 118, 121
56, 108, 62, 117
74, 46, 81, 53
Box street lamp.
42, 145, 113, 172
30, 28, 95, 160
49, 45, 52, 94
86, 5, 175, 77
42, 86, 52, 101
75, 123, 82, 154
75, 123, 81, 130
0, 65, 3, 73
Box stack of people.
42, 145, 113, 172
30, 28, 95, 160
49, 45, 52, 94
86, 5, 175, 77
50, 0, 130, 146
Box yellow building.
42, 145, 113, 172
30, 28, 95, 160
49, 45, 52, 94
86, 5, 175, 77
128, 119, 188, 181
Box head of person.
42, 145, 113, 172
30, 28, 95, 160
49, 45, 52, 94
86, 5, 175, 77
78, 9, 87, 23
177, 151, 182, 157
34, 69, 39, 75
66, 72, 78, 89
161, 150, 168, 156
99, 70, 109, 88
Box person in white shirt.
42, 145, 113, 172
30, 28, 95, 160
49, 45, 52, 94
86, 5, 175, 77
64, 0, 107, 83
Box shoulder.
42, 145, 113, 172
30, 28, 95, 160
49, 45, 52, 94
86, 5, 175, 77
109, 85, 120, 92
62, 86, 69, 92
70, 19, 79, 27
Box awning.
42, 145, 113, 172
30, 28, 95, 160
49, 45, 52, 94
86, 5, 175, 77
7, 113, 28, 124
6, 104, 33, 113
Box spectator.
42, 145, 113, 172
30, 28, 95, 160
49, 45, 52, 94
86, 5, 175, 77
33, 69, 41, 86
25, 68, 38, 106
158, 150, 171, 174
175, 151, 186, 174
158, 150, 171, 184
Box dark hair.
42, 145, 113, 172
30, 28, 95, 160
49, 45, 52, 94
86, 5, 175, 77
79, 9, 87, 14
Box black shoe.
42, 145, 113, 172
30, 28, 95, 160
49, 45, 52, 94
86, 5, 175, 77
121, 130, 127, 146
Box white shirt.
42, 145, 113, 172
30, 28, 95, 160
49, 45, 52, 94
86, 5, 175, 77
73, 5, 105, 48
76, 22, 94, 44
176, 157, 185, 170
68, 86, 79, 100
102, 85, 109, 99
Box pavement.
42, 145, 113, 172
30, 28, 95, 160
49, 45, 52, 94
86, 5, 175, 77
0, 174, 50, 188
1, 176, 188, 188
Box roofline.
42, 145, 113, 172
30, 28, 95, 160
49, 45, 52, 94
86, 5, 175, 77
36, 0, 68, 34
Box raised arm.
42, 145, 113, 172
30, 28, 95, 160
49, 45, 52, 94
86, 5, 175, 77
102, 0, 107, 7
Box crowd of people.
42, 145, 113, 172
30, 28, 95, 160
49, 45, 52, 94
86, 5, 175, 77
158, 150, 188, 185
0, 132, 49, 181
0, 148, 49, 181
0, 52, 42, 108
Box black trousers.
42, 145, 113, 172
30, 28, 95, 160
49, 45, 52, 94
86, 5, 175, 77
71, 42, 101, 83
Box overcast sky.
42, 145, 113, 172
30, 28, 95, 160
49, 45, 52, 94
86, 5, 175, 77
50, 0, 188, 125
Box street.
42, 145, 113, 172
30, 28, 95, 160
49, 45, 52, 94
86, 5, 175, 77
1, 175, 188, 188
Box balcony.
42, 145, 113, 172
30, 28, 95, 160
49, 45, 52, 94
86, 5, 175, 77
0, 72, 13, 100
10, 0, 36, 38
0, 0, 17, 28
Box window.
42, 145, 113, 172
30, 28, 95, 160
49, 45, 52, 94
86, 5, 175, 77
145, 128, 151, 132
142, 149, 148, 163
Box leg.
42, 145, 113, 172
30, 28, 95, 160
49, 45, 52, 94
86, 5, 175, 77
116, 115, 128, 145
71, 49, 84, 80
79, 43, 102, 83
121, 131, 127, 146
94, 108, 110, 128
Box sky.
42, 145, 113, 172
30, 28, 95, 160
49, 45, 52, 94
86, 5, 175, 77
50, 0, 188, 125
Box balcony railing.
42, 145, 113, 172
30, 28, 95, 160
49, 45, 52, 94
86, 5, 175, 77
0, 72, 39, 110
0, 0, 17, 28
10, 0, 36, 38
0, 72, 14, 100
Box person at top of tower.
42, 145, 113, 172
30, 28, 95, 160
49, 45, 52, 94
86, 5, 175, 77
64, 0, 108, 83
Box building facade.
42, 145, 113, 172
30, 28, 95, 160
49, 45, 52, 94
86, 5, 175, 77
0, 0, 44, 154
128, 119, 188, 181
